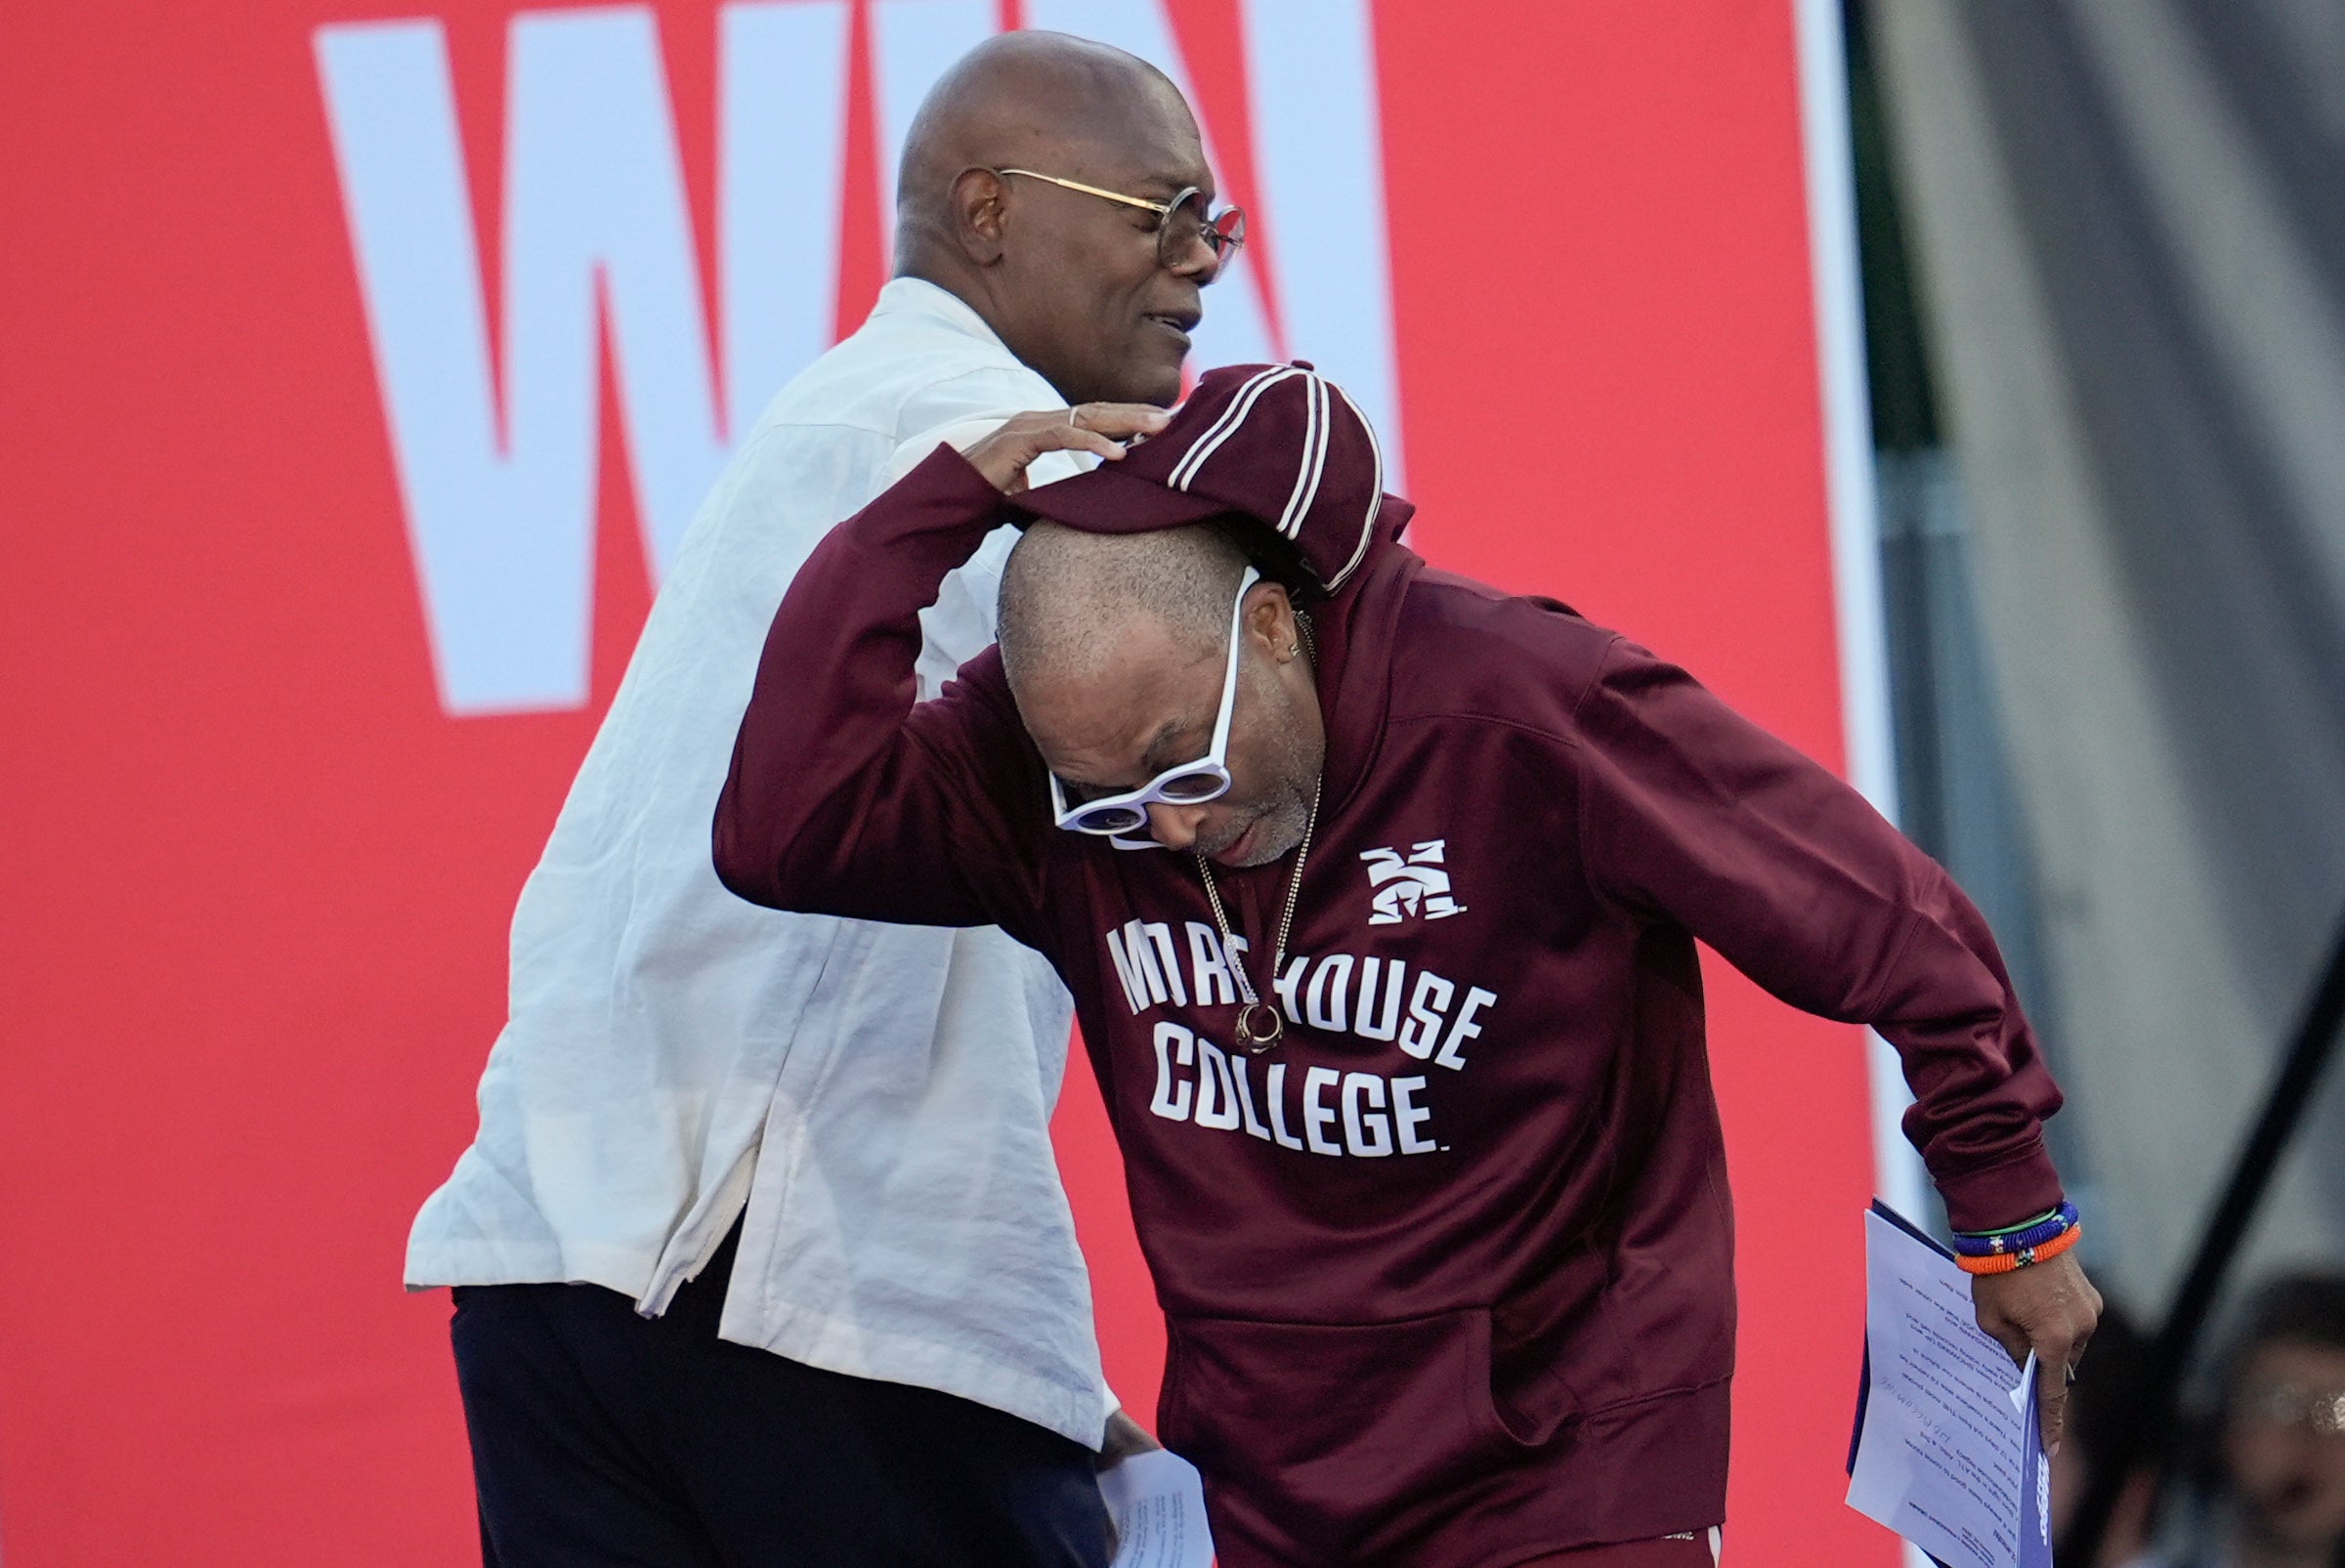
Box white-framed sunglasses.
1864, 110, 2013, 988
1049, 567, 1258, 848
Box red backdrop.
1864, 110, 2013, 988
0, 1, 1893, 1562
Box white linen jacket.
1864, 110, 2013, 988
406, 277, 1111, 1447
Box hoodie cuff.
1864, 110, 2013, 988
1935, 1137, 2067, 1235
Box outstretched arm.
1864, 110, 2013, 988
712, 404, 1166, 933
1571, 635, 2101, 1448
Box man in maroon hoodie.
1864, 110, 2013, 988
713, 363, 2103, 1567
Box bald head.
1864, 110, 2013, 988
999, 520, 1246, 693
897, 33, 1188, 250
892, 33, 1219, 406
1000, 520, 1325, 868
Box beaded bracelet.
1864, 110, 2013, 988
1955, 1222, 2081, 1276
1951, 1201, 2078, 1257
1964, 1205, 2068, 1238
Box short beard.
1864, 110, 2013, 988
1212, 706, 1321, 868
1218, 787, 1312, 867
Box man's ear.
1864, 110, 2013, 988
1247, 585, 1300, 660
953, 168, 1009, 266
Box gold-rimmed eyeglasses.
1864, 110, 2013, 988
993, 168, 1247, 273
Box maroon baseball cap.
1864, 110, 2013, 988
1010, 361, 1389, 596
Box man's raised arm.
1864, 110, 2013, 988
712, 404, 1167, 932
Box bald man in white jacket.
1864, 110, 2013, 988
406, 30, 1243, 1565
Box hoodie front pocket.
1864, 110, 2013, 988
1159, 1307, 1530, 1559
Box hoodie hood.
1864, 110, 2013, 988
1299, 493, 1420, 819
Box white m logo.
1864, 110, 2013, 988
1360, 840, 1466, 925
316, 0, 1401, 715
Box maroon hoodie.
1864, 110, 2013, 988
713, 429, 2065, 1565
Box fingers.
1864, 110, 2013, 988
961, 405, 1171, 491
2033, 1316, 2094, 1453
2038, 1369, 2069, 1456
1069, 402, 1172, 440
1968, 1253, 2106, 1456
963, 426, 1113, 490
2034, 1317, 2093, 1454
1051, 427, 1141, 462
1094, 1410, 1162, 1469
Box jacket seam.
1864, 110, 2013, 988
749, 369, 1058, 449
729, 922, 856, 1274
1573, 1371, 1732, 1420
916, 360, 1060, 403
1381, 707, 1579, 748
1373, 701, 1625, 922
1165, 1304, 1492, 1330
1938, 1135, 2054, 1188
1855, 901, 1930, 1021
1567, 637, 1633, 919
757, 417, 901, 440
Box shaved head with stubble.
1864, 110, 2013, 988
893, 31, 1225, 406
1000, 521, 1326, 868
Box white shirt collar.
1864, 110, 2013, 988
872, 275, 1016, 355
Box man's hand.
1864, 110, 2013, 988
1095, 1408, 1163, 1472
1093, 1411, 1165, 1561
963, 404, 1170, 492
1971, 1251, 2103, 1455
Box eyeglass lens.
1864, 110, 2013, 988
1158, 191, 1247, 272
1067, 767, 1224, 831
1155, 770, 1224, 802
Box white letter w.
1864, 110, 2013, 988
315, 6, 846, 714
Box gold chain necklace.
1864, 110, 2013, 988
1195, 773, 1321, 1054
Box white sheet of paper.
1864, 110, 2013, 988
1098, 1449, 1215, 1568
1846, 1207, 2042, 1568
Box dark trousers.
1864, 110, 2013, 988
450, 1224, 1112, 1568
